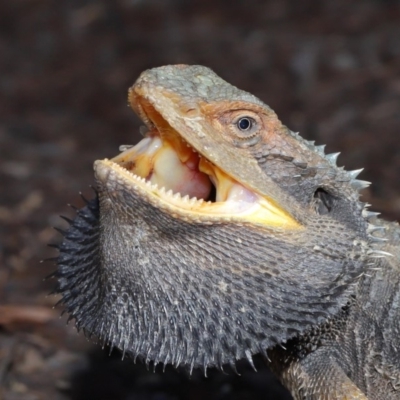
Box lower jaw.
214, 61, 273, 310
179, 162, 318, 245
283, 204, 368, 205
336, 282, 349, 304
96, 157, 294, 229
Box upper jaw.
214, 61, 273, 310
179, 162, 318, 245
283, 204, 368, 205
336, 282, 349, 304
129, 72, 299, 209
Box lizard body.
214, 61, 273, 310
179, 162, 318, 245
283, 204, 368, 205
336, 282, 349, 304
57, 65, 400, 399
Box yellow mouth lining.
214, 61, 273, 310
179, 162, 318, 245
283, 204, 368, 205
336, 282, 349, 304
105, 103, 301, 229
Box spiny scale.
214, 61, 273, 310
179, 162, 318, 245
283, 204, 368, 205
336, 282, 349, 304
351, 179, 371, 191
297, 135, 371, 197
347, 169, 364, 179
325, 152, 340, 165
362, 209, 381, 220
367, 224, 386, 234
367, 249, 393, 257
315, 144, 326, 155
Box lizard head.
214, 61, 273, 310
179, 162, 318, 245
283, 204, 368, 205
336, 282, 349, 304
57, 65, 374, 372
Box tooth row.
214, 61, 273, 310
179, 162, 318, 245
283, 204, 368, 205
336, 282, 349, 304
113, 162, 205, 206
144, 179, 157, 190
117, 168, 206, 207
163, 188, 204, 205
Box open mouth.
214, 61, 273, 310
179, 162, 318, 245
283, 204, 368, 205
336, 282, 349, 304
103, 101, 300, 229
112, 127, 257, 212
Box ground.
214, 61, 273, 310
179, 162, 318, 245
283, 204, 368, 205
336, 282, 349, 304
0, 1, 399, 399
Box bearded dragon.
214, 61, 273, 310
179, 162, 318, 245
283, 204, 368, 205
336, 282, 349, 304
56, 65, 400, 399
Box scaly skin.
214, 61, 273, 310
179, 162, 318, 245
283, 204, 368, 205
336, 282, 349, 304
57, 65, 400, 399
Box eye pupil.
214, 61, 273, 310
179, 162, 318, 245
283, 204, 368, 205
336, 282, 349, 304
237, 117, 252, 131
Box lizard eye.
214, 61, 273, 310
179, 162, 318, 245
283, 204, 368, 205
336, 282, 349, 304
235, 116, 258, 135
218, 110, 263, 147
232, 114, 261, 139
237, 117, 253, 131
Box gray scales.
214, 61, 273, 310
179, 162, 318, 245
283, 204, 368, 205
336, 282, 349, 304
56, 65, 400, 399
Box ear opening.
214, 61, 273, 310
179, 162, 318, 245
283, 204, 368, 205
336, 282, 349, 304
314, 188, 334, 215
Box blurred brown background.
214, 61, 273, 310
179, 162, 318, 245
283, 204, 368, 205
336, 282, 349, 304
0, 1, 399, 399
